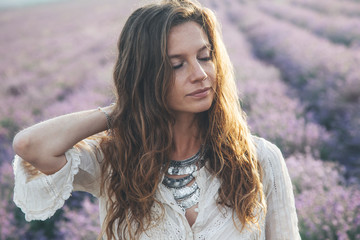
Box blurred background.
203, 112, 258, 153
0, 0, 360, 239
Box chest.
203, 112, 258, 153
98, 172, 264, 239
185, 204, 199, 226
146, 193, 262, 240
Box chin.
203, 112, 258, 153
194, 99, 214, 113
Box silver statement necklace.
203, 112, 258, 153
162, 146, 206, 212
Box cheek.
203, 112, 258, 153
166, 81, 181, 104
206, 62, 216, 78
170, 74, 185, 95
208, 65, 216, 86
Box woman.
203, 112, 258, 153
12, 0, 300, 239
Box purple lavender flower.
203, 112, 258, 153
57, 197, 100, 239
287, 152, 360, 239
258, 1, 360, 47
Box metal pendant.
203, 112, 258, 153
167, 164, 197, 175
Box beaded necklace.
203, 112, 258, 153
162, 146, 206, 212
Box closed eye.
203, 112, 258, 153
172, 62, 183, 69
198, 56, 212, 61
172, 55, 212, 70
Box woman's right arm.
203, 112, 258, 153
12, 105, 113, 175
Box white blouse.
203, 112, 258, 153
13, 136, 301, 239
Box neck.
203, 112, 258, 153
171, 113, 202, 161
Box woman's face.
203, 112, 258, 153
166, 21, 216, 118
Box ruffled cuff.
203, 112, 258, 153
13, 148, 81, 221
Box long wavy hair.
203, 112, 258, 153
99, 0, 265, 239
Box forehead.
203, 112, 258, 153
167, 21, 209, 55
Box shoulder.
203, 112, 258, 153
251, 135, 288, 196
252, 135, 283, 166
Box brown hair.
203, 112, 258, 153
99, 0, 265, 239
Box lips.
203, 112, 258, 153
187, 87, 211, 97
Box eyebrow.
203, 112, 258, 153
168, 44, 211, 59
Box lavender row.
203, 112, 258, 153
258, 2, 360, 47
212, 1, 360, 237
289, 0, 360, 17
228, 5, 360, 174
286, 152, 360, 239
0, 0, 127, 153
0, 0, 132, 238
207, 1, 329, 157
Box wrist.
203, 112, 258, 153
102, 103, 115, 115
98, 103, 115, 131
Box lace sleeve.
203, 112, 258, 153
12, 137, 102, 222
254, 137, 301, 240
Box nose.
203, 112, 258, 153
189, 60, 207, 83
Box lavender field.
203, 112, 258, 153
1, 0, 360, 239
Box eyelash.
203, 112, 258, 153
172, 56, 212, 69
